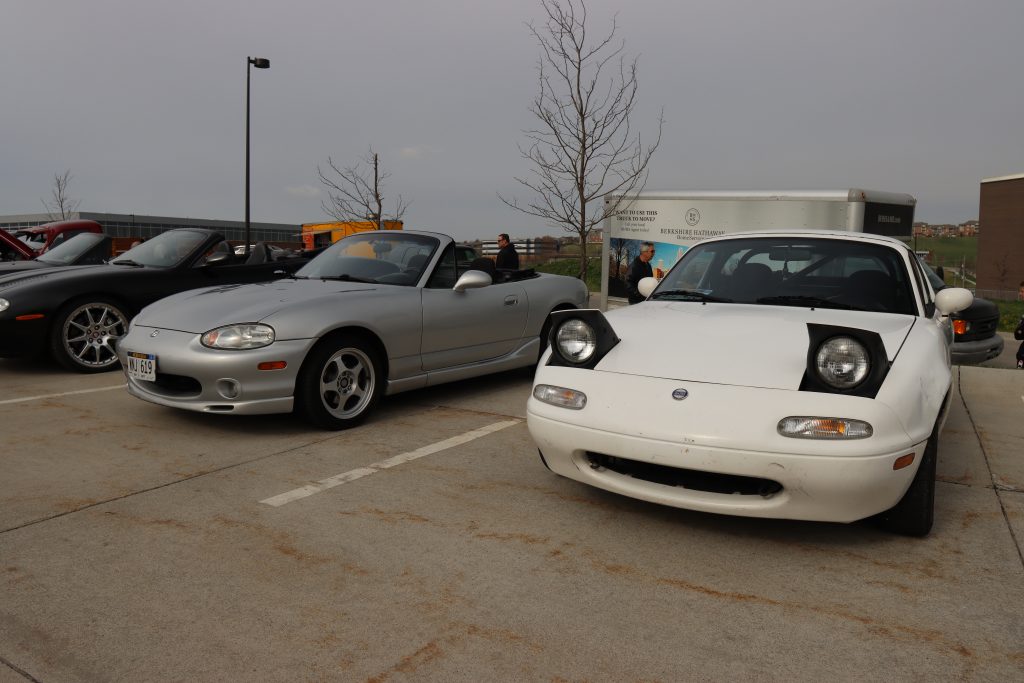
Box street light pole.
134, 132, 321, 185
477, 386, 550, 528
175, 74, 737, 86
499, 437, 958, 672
245, 56, 270, 257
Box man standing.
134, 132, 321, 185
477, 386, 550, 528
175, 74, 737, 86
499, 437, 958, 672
625, 241, 655, 304
495, 233, 519, 270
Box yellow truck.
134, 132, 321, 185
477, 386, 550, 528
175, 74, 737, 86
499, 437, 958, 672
301, 220, 403, 250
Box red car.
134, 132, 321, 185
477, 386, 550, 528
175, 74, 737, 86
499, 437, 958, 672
8, 219, 104, 256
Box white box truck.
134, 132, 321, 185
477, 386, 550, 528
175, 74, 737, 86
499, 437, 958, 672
601, 189, 916, 307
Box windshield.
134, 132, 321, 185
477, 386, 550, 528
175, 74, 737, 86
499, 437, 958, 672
36, 233, 107, 265
296, 232, 439, 285
110, 230, 209, 267
652, 236, 917, 315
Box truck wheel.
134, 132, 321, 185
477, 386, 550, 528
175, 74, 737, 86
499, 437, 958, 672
295, 334, 382, 430
49, 298, 130, 373
873, 423, 938, 537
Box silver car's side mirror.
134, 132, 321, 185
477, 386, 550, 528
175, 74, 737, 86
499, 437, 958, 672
454, 270, 492, 292
934, 287, 973, 316
637, 276, 658, 298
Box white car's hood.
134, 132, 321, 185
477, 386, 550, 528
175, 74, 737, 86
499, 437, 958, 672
133, 278, 377, 333
597, 302, 916, 390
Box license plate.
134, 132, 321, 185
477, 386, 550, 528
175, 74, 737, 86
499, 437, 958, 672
126, 352, 156, 381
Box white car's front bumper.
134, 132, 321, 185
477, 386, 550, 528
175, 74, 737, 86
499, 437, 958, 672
527, 366, 929, 524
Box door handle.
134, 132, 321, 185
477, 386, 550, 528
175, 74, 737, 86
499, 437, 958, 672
504, 295, 518, 306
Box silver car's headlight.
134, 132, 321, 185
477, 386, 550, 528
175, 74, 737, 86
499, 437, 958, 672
0, 298, 9, 313
555, 319, 597, 364
815, 336, 869, 389
201, 324, 275, 349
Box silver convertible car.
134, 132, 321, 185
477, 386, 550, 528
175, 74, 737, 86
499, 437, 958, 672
117, 230, 589, 429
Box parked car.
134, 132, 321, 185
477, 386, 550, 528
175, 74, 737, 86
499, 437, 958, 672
0, 232, 114, 273
11, 219, 104, 256
0, 229, 35, 262
528, 230, 973, 536
117, 230, 589, 430
0, 229, 309, 372
917, 257, 1003, 365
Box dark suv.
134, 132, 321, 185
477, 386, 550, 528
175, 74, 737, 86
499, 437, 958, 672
919, 257, 1003, 364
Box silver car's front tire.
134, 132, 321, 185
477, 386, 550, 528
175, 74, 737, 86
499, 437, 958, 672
296, 335, 382, 430
50, 298, 130, 373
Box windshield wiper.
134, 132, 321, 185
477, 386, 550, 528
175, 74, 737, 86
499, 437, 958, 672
649, 288, 732, 303
756, 295, 860, 310
319, 273, 376, 284
111, 259, 144, 267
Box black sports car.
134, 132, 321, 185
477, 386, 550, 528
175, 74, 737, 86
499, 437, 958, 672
0, 232, 115, 274
0, 229, 308, 372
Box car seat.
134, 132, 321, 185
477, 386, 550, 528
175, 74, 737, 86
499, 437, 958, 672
848, 270, 897, 311
245, 243, 270, 265
469, 257, 498, 281
728, 262, 775, 302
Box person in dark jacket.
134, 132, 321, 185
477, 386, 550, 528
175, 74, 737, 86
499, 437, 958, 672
495, 233, 519, 270
625, 242, 655, 304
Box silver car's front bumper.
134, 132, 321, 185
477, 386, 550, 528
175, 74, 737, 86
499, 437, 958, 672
118, 326, 315, 415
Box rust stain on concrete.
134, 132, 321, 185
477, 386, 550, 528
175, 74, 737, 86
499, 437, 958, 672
474, 531, 550, 545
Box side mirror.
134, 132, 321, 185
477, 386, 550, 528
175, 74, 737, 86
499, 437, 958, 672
454, 270, 492, 292
934, 287, 973, 316
637, 276, 658, 299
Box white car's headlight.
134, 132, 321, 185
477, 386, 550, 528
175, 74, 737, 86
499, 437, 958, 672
0, 298, 9, 313
201, 324, 275, 349
815, 336, 869, 389
778, 416, 873, 439
555, 319, 597, 364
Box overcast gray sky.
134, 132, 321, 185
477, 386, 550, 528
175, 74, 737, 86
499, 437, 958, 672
3, 0, 1022, 240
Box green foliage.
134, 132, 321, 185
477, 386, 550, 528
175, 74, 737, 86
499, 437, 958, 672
992, 298, 1024, 333
907, 236, 977, 268
534, 257, 601, 292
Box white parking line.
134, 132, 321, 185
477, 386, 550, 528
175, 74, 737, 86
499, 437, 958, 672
260, 418, 521, 507
0, 384, 125, 406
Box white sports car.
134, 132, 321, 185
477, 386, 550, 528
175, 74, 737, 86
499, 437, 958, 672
527, 230, 973, 536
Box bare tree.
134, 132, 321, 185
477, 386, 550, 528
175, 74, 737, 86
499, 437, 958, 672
317, 148, 408, 230
41, 170, 82, 221
501, 0, 662, 279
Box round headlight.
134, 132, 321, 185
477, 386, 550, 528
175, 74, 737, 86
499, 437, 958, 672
201, 324, 275, 349
0, 298, 9, 313
815, 336, 870, 389
555, 319, 597, 364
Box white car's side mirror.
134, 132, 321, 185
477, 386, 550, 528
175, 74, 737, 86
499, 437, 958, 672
934, 287, 973, 316
637, 276, 658, 298
454, 270, 492, 292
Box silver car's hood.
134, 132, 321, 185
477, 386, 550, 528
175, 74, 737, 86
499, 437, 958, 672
596, 301, 917, 390
133, 278, 378, 333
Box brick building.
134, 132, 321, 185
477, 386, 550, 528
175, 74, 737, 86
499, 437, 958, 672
977, 174, 1024, 299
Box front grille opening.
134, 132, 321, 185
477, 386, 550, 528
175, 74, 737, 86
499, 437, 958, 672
586, 452, 783, 498
142, 373, 202, 397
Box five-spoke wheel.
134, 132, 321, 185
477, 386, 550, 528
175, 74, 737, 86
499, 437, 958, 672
296, 335, 382, 430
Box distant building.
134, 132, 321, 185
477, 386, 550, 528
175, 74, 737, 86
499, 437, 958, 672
0, 212, 301, 245
976, 173, 1024, 298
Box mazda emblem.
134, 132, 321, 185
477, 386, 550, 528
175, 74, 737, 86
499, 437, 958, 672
150, 330, 160, 338
672, 388, 689, 401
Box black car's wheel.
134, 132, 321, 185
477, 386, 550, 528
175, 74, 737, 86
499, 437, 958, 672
295, 335, 382, 430
873, 422, 938, 537
50, 298, 130, 373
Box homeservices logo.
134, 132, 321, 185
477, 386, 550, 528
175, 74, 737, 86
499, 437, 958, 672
686, 208, 700, 226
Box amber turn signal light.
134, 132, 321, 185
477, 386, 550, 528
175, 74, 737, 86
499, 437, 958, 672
257, 361, 287, 371
893, 453, 916, 470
